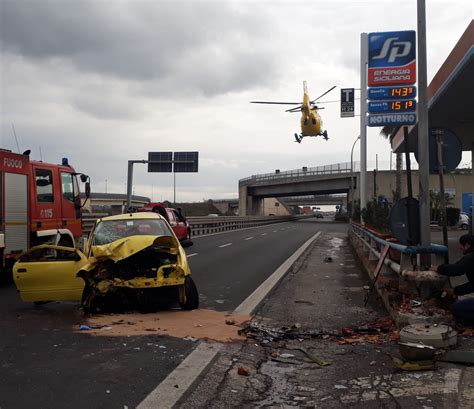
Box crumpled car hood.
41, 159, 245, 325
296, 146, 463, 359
91, 235, 179, 263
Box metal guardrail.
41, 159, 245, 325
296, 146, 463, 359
349, 222, 448, 275
239, 161, 357, 185
82, 214, 311, 237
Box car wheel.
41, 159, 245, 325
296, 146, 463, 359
179, 276, 199, 310
462, 224, 468, 230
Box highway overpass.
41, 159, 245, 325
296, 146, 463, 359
239, 163, 472, 216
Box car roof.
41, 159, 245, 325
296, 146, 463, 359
99, 212, 165, 222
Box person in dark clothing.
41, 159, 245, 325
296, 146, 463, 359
430, 234, 474, 324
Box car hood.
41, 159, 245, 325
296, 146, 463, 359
91, 235, 179, 264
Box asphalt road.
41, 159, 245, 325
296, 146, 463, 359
189, 218, 333, 311
0, 217, 341, 409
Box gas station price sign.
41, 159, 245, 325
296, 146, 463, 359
368, 86, 416, 100
368, 99, 417, 114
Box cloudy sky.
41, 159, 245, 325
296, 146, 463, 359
1, 0, 472, 201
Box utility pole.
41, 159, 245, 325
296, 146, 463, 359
417, 0, 432, 267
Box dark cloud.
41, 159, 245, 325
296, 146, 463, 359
0, 0, 282, 96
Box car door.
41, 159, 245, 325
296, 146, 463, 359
167, 209, 187, 240
13, 245, 88, 302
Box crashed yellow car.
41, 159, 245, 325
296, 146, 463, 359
13, 213, 199, 312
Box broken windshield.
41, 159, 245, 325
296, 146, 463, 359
92, 219, 173, 246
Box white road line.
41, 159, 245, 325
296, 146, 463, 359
261, 233, 267, 236
137, 342, 221, 409
219, 243, 232, 248
245, 237, 254, 240
272, 230, 278, 233
186, 253, 198, 258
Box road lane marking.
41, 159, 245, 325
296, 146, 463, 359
138, 230, 322, 409
137, 342, 221, 409
187, 253, 198, 258
245, 237, 254, 240
272, 230, 278, 233
261, 233, 267, 236
219, 243, 232, 248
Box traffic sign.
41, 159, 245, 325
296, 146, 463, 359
148, 152, 173, 172
174, 151, 199, 173
368, 99, 416, 114
368, 31, 416, 86
414, 128, 462, 174
368, 86, 416, 100
340, 88, 355, 117
367, 113, 417, 127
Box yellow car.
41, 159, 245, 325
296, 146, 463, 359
13, 213, 198, 312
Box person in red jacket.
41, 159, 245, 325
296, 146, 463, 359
430, 234, 474, 324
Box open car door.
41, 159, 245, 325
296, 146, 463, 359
13, 245, 88, 302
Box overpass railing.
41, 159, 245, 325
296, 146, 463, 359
82, 214, 311, 237
240, 161, 356, 185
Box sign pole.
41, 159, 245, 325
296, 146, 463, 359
360, 33, 368, 223
126, 160, 134, 211
436, 132, 449, 263
417, 0, 431, 267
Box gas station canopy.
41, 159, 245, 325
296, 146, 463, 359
389, 21, 474, 153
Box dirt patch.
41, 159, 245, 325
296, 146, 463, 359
79, 309, 250, 342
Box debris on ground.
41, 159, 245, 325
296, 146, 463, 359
240, 317, 400, 346
237, 367, 250, 376
391, 356, 437, 371
437, 350, 474, 365
297, 347, 330, 366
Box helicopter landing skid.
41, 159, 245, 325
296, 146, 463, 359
294, 133, 303, 143
294, 132, 329, 143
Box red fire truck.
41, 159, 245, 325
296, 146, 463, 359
0, 149, 90, 277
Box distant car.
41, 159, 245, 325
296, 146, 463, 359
13, 212, 199, 312
458, 213, 471, 230
138, 202, 191, 242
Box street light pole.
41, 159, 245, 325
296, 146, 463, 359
350, 136, 361, 219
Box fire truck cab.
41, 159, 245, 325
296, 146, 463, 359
0, 149, 90, 277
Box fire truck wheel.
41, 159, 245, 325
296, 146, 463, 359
34, 301, 51, 306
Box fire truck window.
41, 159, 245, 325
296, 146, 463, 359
35, 169, 54, 203
61, 173, 74, 202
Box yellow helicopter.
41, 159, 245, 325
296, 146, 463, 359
251, 81, 336, 143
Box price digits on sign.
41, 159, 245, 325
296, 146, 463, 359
391, 100, 415, 111
391, 87, 414, 97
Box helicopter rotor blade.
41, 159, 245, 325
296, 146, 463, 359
285, 106, 303, 112
311, 85, 337, 104
250, 101, 302, 105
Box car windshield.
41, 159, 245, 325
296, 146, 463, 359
92, 218, 174, 246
